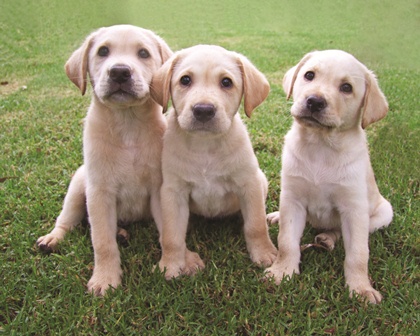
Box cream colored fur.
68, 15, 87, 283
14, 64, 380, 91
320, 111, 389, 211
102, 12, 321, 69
265, 50, 393, 304
150, 45, 277, 279
37, 25, 172, 295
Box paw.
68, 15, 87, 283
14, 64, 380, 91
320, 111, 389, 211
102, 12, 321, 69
116, 227, 130, 247
158, 261, 183, 280
37, 234, 59, 253
314, 233, 335, 251
249, 243, 277, 267
349, 285, 382, 304
37, 227, 67, 252
184, 250, 205, 275
266, 211, 280, 225
159, 250, 205, 280
264, 261, 299, 285
87, 271, 122, 296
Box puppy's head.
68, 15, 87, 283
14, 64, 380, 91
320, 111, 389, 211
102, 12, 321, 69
283, 50, 388, 130
65, 25, 172, 108
151, 45, 269, 134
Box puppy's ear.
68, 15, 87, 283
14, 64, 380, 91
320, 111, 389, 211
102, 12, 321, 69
361, 71, 388, 128
65, 30, 97, 95
150, 54, 179, 113
237, 56, 270, 118
283, 52, 315, 100
282, 65, 297, 100
154, 35, 173, 65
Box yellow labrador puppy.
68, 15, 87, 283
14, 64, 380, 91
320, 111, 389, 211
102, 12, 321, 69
265, 50, 393, 304
37, 25, 172, 295
150, 45, 277, 279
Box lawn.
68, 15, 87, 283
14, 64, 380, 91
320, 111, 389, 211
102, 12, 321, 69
1, 0, 419, 334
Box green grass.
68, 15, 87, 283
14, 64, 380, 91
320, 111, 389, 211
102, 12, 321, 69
1, 0, 419, 334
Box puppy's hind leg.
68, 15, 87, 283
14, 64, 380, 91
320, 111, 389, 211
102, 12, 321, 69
267, 211, 280, 225
37, 166, 87, 252
369, 197, 393, 233
116, 227, 130, 247
315, 229, 341, 251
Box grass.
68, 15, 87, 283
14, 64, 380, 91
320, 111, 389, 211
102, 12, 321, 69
1, 0, 419, 334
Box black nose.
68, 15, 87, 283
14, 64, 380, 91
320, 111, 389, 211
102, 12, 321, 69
306, 95, 327, 113
193, 104, 216, 123
109, 65, 132, 84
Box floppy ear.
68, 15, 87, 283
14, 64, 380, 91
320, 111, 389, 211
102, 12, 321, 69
154, 34, 173, 65
282, 65, 298, 100
237, 55, 270, 118
65, 30, 97, 95
150, 54, 179, 113
361, 70, 388, 128
283, 52, 315, 100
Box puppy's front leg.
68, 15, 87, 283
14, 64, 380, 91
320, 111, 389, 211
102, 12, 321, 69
240, 175, 277, 267
341, 210, 382, 304
159, 184, 204, 279
150, 187, 164, 235
265, 200, 306, 284
86, 189, 122, 296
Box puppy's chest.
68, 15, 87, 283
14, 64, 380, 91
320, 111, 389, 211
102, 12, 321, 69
87, 131, 161, 190
120, 146, 150, 171
284, 147, 362, 228
182, 153, 236, 192
284, 144, 356, 187
287, 161, 342, 228
188, 158, 235, 190
188, 168, 238, 217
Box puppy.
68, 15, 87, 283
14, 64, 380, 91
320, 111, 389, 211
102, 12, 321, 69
265, 50, 393, 304
150, 45, 277, 279
37, 25, 172, 295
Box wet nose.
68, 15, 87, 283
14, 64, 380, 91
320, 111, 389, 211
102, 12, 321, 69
306, 95, 327, 113
193, 103, 216, 123
109, 65, 132, 84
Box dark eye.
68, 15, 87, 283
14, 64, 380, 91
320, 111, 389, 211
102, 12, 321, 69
98, 46, 109, 57
304, 71, 315, 81
340, 83, 353, 93
180, 75, 191, 86
221, 77, 233, 88
138, 48, 150, 59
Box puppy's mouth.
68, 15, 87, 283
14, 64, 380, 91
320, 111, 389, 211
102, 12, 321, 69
190, 122, 220, 133
103, 83, 146, 103
293, 95, 333, 128
296, 115, 325, 127
108, 88, 136, 99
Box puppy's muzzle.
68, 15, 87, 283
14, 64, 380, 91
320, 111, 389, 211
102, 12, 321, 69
110, 65, 132, 84
306, 95, 327, 113
193, 103, 216, 123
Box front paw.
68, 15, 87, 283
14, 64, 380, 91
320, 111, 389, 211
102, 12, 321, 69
264, 260, 299, 285
349, 285, 383, 304
87, 269, 122, 296
37, 227, 67, 252
159, 250, 205, 280
249, 243, 277, 267
184, 250, 205, 275
158, 261, 184, 280
37, 234, 59, 253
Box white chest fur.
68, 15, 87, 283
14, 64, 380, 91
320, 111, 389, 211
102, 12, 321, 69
281, 125, 369, 229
